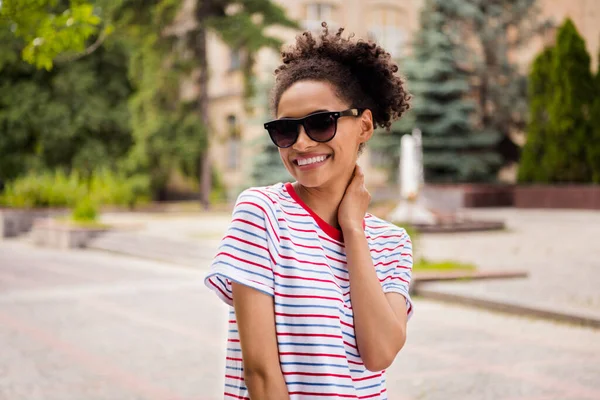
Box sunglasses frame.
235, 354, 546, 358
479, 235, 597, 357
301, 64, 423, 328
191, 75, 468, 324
264, 108, 365, 148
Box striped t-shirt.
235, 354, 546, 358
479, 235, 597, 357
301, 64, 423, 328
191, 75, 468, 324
205, 182, 413, 399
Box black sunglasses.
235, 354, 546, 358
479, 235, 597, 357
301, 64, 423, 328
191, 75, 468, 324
264, 108, 365, 148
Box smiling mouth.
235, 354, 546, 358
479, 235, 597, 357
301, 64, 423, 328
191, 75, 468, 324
293, 155, 331, 166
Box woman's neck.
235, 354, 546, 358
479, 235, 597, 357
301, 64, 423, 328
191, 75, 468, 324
293, 176, 351, 230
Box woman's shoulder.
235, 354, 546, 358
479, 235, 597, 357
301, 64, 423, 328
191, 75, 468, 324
234, 183, 286, 211
364, 213, 410, 243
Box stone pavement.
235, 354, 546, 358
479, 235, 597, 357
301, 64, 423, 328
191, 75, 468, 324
95, 208, 600, 326
416, 208, 600, 326
2, 240, 600, 400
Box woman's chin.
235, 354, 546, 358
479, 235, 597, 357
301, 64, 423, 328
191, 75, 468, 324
294, 175, 327, 189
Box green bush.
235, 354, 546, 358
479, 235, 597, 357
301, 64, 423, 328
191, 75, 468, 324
89, 169, 150, 208
0, 170, 85, 208
71, 197, 98, 223
209, 168, 227, 204
0, 169, 150, 209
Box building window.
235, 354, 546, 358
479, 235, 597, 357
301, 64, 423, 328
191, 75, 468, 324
367, 7, 406, 59
229, 49, 241, 70
304, 3, 334, 31
226, 115, 241, 170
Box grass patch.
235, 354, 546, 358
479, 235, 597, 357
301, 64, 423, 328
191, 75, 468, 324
413, 258, 476, 273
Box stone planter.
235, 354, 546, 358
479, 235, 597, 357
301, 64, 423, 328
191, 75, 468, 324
372, 184, 515, 208
31, 219, 109, 249
423, 184, 515, 208
0, 208, 68, 239
515, 185, 600, 209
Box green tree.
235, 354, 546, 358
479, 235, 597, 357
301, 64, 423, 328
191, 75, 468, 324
1, 0, 299, 199
372, 0, 550, 182
519, 19, 597, 183
439, 0, 553, 169
111, 0, 297, 204
517, 47, 554, 183
404, 0, 500, 182
0, 0, 109, 70
0, 28, 133, 183
108, 0, 207, 197
542, 19, 595, 182
590, 49, 600, 183
188, 0, 298, 208
250, 136, 292, 187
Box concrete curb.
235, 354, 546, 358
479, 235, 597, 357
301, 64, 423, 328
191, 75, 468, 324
415, 285, 600, 329
413, 269, 528, 283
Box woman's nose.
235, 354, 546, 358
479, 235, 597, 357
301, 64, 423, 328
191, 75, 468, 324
293, 126, 316, 151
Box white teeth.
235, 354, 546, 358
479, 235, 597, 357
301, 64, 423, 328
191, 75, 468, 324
297, 155, 327, 166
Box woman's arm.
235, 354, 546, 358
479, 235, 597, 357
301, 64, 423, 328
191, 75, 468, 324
232, 282, 289, 399
343, 229, 408, 372
338, 166, 408, 372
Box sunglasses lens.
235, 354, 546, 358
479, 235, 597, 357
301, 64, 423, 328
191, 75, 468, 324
305, 113, 336, 142
268, 120, 298, 148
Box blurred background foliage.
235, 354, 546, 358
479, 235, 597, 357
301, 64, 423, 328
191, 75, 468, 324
0, 0, 598, 212
0, 0, 297, 207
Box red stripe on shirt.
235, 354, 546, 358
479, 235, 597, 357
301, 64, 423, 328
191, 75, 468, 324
225, 392, 249, 399
275, 291, 344, 303
380, 275, 409, 284
278, 332, 344, 339
207, 279, 232, 301
279, 352, 347, 359
370, 243, 405, 253
282, 371, 352, 379
217, 251, 272, 273
276, 312, 340, 320
274, 271, 342, 290
353, 372, 383, 382
237, 201, 280, 242
223, 234, 276, 265
288, 392, 358, 398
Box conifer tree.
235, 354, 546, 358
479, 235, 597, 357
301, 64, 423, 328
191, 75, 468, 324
250, 136, 293, 187
517, 47, 554, 183
405, 0, 500, 182
589, 49, 600, 183
542, 19, 595, 182
519, 19, 597, 183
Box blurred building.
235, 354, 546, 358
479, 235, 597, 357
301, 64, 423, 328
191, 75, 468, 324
202, 0, 599, 198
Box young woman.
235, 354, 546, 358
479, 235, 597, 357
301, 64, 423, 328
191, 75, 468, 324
205, 23, 413, 400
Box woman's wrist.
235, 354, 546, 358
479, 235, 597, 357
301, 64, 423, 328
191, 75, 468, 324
341, 224, 365, 238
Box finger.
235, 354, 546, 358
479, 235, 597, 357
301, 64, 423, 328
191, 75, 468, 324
355, 165, 364, 177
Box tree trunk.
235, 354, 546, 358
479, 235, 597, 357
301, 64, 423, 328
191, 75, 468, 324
196, 0, 212, 210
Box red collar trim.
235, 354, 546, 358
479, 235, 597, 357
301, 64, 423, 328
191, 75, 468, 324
284, 182, 343, 242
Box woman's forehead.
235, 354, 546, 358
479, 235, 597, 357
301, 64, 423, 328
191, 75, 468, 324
277, 80, 347, 118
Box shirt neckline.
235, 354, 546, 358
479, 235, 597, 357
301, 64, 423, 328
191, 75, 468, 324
284, 182, 366, 243
284, 182, 343, 242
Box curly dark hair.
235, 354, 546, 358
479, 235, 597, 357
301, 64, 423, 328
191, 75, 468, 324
271, 22, 411, 141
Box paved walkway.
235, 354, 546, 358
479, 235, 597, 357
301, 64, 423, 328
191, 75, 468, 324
1, 240, 600, 400
417, 208, 600, 324
97, 208, 600, 324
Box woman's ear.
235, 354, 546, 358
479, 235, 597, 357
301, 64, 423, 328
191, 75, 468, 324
359, 109, 374, 143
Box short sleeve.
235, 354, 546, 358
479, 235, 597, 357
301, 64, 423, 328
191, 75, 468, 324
381, 229, 414, 319
204, 189, 280, 306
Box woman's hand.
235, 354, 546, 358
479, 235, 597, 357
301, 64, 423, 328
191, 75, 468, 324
338, 165, 371, 232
